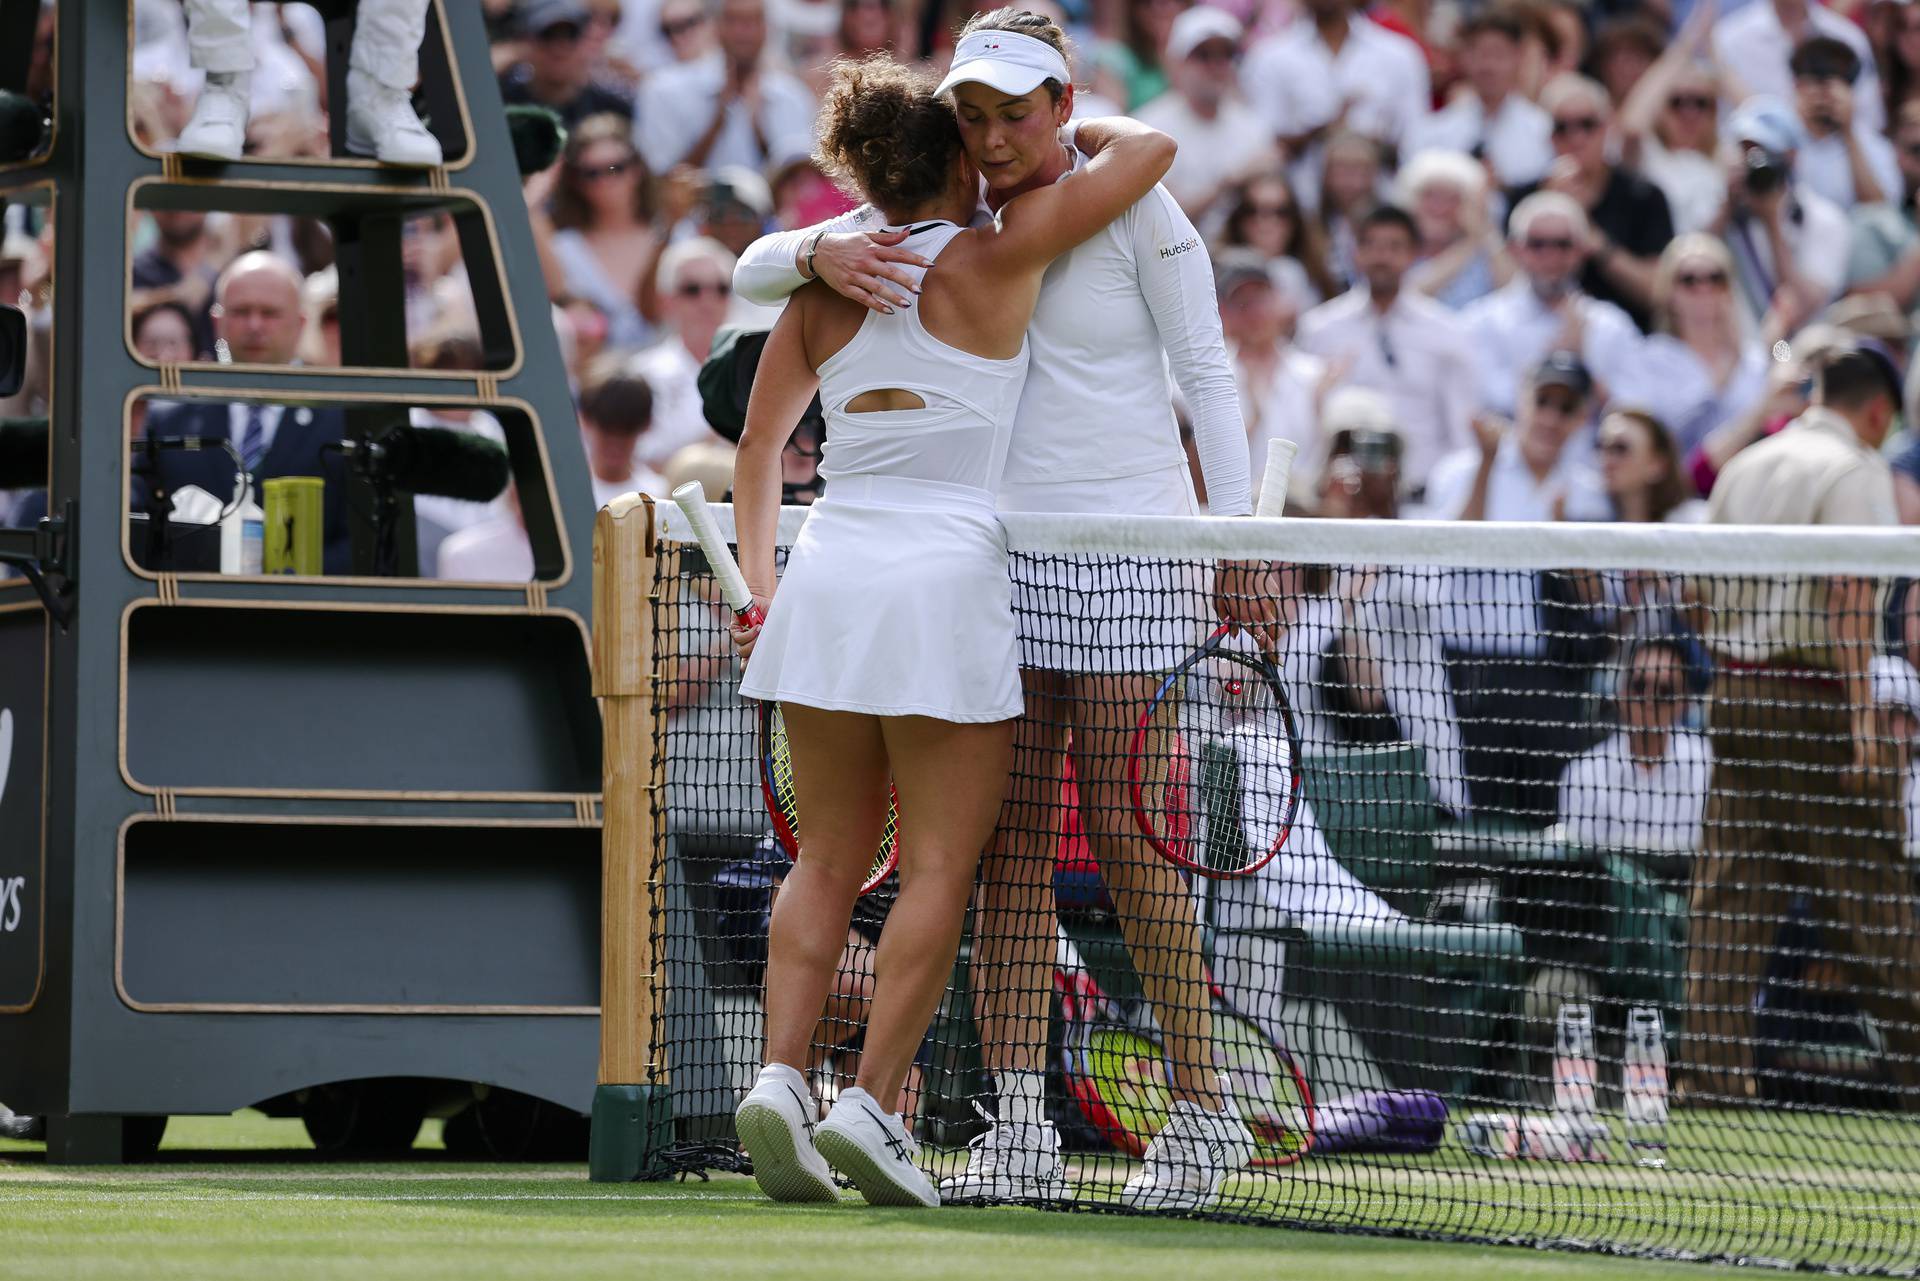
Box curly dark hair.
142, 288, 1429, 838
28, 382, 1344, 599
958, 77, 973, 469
957, 8, 1070, 102
815, 54, 963, 212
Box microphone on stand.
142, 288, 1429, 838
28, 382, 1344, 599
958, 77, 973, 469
334, 424, 512, 503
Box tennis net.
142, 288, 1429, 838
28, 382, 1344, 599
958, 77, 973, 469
621, 498, 1920, 1273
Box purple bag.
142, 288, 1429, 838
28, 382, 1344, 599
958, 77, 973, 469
1309, 1089, 1449, 1155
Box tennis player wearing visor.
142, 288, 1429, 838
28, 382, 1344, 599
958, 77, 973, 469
727, 54, 1176, 1209
734, 8, 1265, 1213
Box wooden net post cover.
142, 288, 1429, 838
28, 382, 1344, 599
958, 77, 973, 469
592, 493, 657, 1089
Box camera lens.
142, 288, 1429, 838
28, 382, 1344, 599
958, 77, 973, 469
1744, 149, 1786, 195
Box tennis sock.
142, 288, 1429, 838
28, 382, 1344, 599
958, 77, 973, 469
757, 1061, 809, 1094
995, 1070, 1046, 1129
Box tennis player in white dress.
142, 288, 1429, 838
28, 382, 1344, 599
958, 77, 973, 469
727, 54, 1176, 1210
733, 10, 1263, 1211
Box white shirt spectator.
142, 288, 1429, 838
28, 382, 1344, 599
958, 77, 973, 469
1348, 568, 1473, 816
1239, 15, 1430, 211
1417, 435, 1610, 654
1794, 124, 1902, 210
1238, 345, 1326, 509
628, 339, 719, 471
1408, 93, 1553, 188
1460, 281, 1648, 418
409, 407, 509, 579
635, 51, 817, 174
1713, 2, 1885, 135
1296, 286, 1481, 484
592, 463, 669, 509
1135, 93, 1278, 215
1417, 432, 1611, 523
1641, 137, 1727, 235
437, 516, 533, 581
1556, 730, 1713, 852
1722, 183, 1851, 325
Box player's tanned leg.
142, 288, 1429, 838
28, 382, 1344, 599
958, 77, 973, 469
763, 706, 891, 1074
859, 714, 1016, 1108
1072, 673, 1221, 1110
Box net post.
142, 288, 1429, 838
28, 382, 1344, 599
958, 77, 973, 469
588, 493, 674, 1182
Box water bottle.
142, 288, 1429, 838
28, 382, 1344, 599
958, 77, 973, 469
1460, 1112, 1608, 1161
1623, 1006, 1669, 1169
1552, 1003, 1598, 1120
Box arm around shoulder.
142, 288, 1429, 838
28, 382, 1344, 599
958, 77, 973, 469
986, 118, 1176, 269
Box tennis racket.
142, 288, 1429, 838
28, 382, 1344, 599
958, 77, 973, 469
670, 484, 900, 896
1056, 940, 1314, 1166
1126, 442, 1302, 879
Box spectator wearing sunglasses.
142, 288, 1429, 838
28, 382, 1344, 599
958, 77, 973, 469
1136, 8, 1276, 220
1504, 74, 1673, 332
500, 0, 638, 127
1555, 637, 1712, 854
1617, 0, 1725, 236
1790, 37, 1901, 210
549, 114, 664, 351
1595, 408, 1708, 524
629, 237, 738, 470
1217, 170, 1339, 306
1460, 192, 1650, 419
1407, 6, 1552, 188
1643, 235, 1771, 457
1714, 96, 1851, 335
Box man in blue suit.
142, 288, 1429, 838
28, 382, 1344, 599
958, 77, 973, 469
137, 252, 352, 573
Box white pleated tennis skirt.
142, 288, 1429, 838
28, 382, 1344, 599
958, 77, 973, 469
997, 462, 1210, 675
739, 474, 1023, 723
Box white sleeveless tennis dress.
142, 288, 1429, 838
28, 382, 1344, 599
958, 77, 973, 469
738, 222, 1029, 722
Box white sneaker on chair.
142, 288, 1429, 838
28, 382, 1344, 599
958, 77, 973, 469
175, 72, 249, 161
1120, 1096, 1256, 1212
939, 1105, 1070, 1204
734, 1065, 838, 1203
813, 1087, 939, 1207
344, 70, 443, 168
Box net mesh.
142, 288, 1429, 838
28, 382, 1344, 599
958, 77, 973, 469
646, 505, 1920, 1273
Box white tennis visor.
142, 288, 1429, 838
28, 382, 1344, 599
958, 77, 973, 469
935, 29, 1070, 98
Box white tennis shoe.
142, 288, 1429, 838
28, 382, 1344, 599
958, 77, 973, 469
734, 1066, 839, 1203
344, 70, 443, 168
938, 1106, 1070, 1204
1119, 1097, 1256, 1212
175, 73, 249, 161
813, 1087, 939, 1207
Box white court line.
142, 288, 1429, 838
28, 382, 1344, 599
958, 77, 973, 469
0, 1190, 772, 1204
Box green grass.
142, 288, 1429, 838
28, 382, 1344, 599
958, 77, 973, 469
2, 1110, 1913, 1279
0, 1113, 1679, 1281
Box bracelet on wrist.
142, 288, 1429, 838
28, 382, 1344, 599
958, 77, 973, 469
802, 230, 826, 281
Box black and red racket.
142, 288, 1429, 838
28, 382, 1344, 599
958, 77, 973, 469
672, 484, 900, 894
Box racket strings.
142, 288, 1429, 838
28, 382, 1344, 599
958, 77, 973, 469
1134, 651, 1301, 876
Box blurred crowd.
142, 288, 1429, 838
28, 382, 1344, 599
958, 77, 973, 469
82, 0, 1920, 539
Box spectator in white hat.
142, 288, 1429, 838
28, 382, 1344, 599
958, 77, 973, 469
1135, 7, 1276, 220
1871, 652, 1920, 857
1714, 95, 1851, 335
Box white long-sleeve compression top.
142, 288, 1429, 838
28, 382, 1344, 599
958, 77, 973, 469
732, 157, 1252, 516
